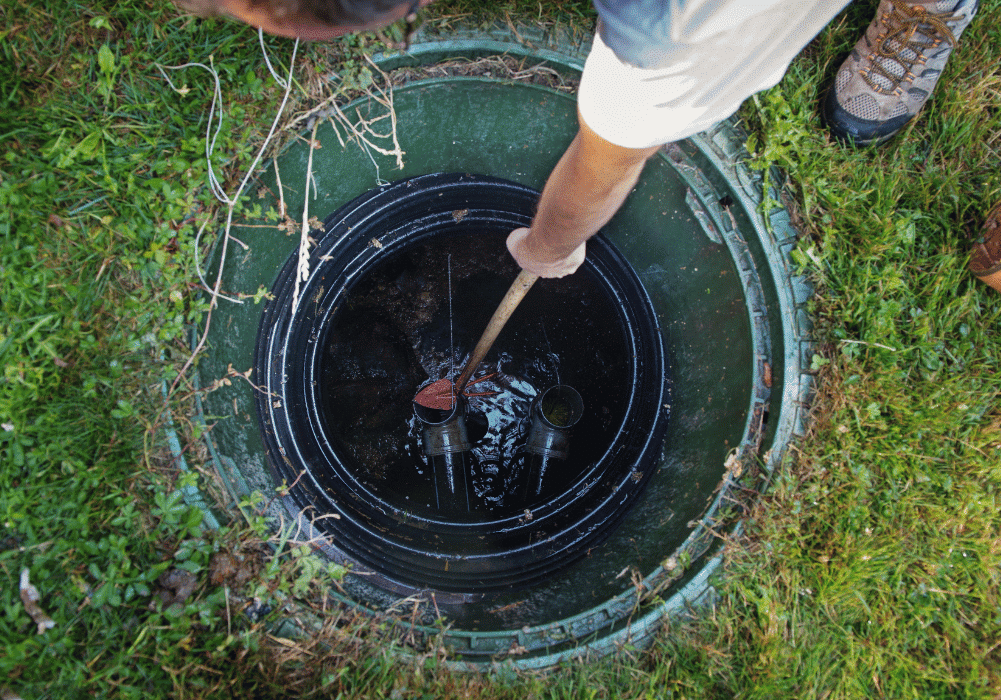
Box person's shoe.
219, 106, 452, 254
970, 203, 1001, 293
823, 0, 979, 145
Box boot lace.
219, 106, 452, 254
864, 0, 959, 94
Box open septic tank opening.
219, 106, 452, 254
193, 32, 812, 665
255, 173, 669, 598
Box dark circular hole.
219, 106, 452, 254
254, 173, 669, 593
537, 385, 584, 429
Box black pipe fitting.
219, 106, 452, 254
525, 385, 584, 460
519, 385, 584, 501
414, 399, 474, 514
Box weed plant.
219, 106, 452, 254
1, 0, 999, 697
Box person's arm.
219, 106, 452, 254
506, 109, 661, 278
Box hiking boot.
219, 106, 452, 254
823, 0, 979, 145
970, 203, 1001, 293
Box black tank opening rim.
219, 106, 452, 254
253, 173, 670, 592
262, 191, 664, 536
258, 174, 664, 522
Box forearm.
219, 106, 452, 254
508, 110, 660, 277
535, 115, 658, 251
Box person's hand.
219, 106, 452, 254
506, 227, 586, 278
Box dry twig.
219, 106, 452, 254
291, 118, 320, 315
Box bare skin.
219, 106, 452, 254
507, 109, 662, 278
211, 0, 430, 40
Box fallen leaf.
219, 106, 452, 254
724, 451, 743, 478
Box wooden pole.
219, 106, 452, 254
454, 268, 539, 394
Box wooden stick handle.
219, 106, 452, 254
455, 269, 539, 394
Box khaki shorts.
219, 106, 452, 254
578, 0, 852, 148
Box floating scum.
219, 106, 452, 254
413, 268, 537, 412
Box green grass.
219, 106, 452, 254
2, 0, 999, 697
707, 3, 1001, 695
0, 1, 314, 695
